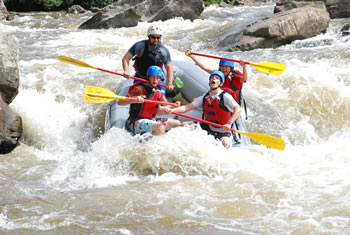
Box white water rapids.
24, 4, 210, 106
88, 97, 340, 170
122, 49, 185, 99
1, 4, 350, 234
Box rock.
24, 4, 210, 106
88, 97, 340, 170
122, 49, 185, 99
0, 34, 19, 104
79, 0, 204, 29
67, 5, 87, 14
0, 0, 9, 20
0, 96, 22, 154
0, 33, 22, 154
275, 0, 325, 13
231, 5, 330, 51
326, 0, 350, 18
340, 23, 350, 36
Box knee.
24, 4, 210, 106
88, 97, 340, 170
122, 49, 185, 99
152, 122, 165, 135
221, 137, 232, 148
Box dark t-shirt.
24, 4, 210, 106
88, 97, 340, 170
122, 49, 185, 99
128, 40, 172, 65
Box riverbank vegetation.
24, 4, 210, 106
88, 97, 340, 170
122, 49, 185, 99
3, 0, 224, 11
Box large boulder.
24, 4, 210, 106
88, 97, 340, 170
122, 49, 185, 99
232, 5, 330, 51
0, 33, 22, 154
67, 4, 87, 14
274, 0, 325, 13
276, 0, 350, 18
0, 96, 22, 154
0, 0, 9, 20
79, 0, 204, 29
0, 33, 19, 104
326, 0, 350, 18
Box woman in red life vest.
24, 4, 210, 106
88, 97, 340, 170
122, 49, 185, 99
118, 66, 181, 136
166, 71, 241, 147
185, 50, 247, 105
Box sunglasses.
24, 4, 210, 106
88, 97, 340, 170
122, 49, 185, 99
150, 36, 161, 40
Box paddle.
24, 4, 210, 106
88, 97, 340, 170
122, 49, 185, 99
84, 86, 178, 106
169, 111, 285, 150
186, 51, 286, 75
58, 56, 184, 88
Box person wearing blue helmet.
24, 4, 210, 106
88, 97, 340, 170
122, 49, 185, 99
185, 50, 247, 106
166, 70, 241, 147
119, 66, 182, 136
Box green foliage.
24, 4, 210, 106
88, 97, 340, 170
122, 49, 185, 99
3, 0, 117, 11
203, 0, 225, 6
42, 0, 63, 10
86, 0, 115, 8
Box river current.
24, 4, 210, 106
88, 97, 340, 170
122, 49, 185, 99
1, 4, 350, 234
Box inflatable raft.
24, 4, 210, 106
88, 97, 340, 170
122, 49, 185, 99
105, 60, 251, 147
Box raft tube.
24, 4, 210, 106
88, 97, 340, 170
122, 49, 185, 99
105, 60, 251, 147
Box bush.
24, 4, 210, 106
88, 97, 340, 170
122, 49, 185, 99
3, 0, 117, 11
203, 0, 225, 6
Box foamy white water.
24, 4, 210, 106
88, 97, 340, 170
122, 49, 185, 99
1, 4, 350, 234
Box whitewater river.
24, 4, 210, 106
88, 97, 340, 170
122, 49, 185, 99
1, 3, 350, 234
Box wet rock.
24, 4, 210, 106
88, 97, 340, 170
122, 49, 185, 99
67, 5, 86, 14
79, 0, 204, 29
231, 5, 330, 51
0, 33, 22, 154
274, 0, 325, 13
0, 0, 9, 20
340, 23, 350, 36
0, 96, 22, 154
0, 34, 19, 104
326, 0, 350, 18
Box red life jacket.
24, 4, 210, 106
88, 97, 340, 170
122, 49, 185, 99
222, 70, 243, 104
202, 90, 232, 125
128, 82, 163, 120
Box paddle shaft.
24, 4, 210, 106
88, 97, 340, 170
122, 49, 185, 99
170, 111, 286, 150
85, 92, 176, 106
188, 52, 249, 65
170, 111, 236, 132
96, 68, 167, 88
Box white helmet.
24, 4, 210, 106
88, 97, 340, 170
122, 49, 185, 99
147, 25, 162, 36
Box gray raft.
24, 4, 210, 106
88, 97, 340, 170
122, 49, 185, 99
105, 60, 251, 147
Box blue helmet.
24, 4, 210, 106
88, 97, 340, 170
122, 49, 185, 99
209, 70, 225, 84
219, 56, 234, 68
147, 66, 164, 81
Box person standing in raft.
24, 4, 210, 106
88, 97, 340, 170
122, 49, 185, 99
185, 50, 247, 107
166, 71, 241, 147
122, 25, 174, 100
118, 66, 182, 136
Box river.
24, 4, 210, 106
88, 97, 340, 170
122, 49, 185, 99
1, 3, 350, 234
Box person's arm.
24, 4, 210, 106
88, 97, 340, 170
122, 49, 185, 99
220, 92, 242, 130
222, 105, 241, 131
227, 105, 241, 125
118, 95, 144, 105
171, 103, 196, 113
118, 86, 144, 105
185, 49, 213, 74
122, 51, 133, 79
239, 60, 248, 83
165, 63, 174, 90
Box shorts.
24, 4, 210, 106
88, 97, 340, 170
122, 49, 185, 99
128, 119, 155, 135
127, 118, 168, 135
200, 123, 232, 139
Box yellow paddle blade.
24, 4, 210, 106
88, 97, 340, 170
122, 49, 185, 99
58, 56, 97, 69
236, 130, 286, 150
84, 86, 125, 103
250, 62, 286, 75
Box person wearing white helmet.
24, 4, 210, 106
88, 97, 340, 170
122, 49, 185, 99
122, 25, 174, 94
